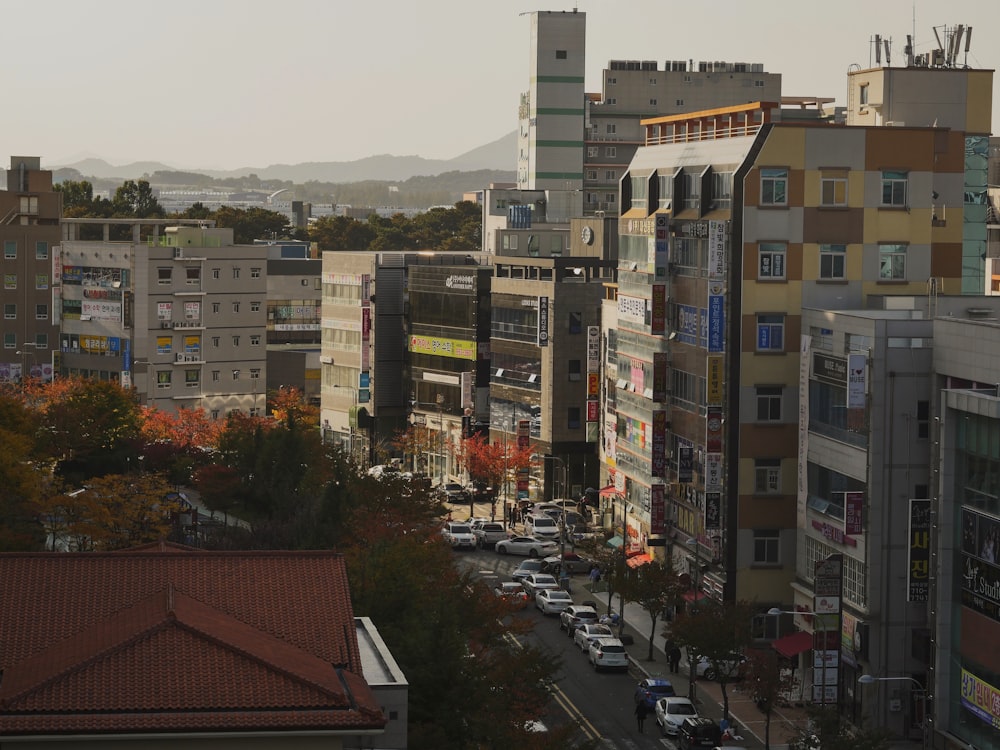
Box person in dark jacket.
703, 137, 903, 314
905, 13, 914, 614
669, 645, 683, 674
634, 700, 649, 732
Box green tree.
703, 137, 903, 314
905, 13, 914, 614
309, 214, 376, 252
0, 393, 46, 550
214, 205, 290, 244
629, 559, 686, 662
54, 179, 96, 213
788, 705, 891, 750
743, 647, 795, 749
112, 179, 165, 218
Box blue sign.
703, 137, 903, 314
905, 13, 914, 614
708, 295, 725, 353
758, 325, 771, 350
677, 304, 699, 346
359, 372, 370, 388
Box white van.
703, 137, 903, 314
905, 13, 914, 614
525, 513, 560, 540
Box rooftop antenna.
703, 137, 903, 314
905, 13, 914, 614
964, 26, 973, 67
874, 34, 882, 65
884, 38, 892, 67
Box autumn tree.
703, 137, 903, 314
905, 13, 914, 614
666, 598, 756, 722
392, 423, 439, 474
0, 392, 46, 550
743, 647, 795, 749
628, 559, 687, 662
452, 433, 536, 518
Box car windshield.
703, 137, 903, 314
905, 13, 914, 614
533, 517, 556, 528
517, 561, 542, 571
451, 525, 472, 534
649, 684, 674, 695
668, 704, 696, 715
534, 575, 557, 585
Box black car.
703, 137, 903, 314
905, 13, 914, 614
677, 717, 722, 749
435, 482, 470, 503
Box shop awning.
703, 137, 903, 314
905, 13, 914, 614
599, 484, 622, 498
682, 590, 708, 603
772, 631, 813, 659
606, 535, 624, 548
626, 553, 652, 568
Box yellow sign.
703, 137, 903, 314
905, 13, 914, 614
409, 335, 477, 360
707, 355, 724, 405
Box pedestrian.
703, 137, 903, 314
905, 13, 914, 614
589, 564, 601, 587
669, 645, 682, 674
634, 700, 649, 733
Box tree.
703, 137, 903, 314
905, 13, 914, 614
0, 393, 46, 550
112, 179, 165, 218
392, 424, 439, 475
788, 705, 891, 750
213, 205, 290, 244
742, 647, 795, 749
309, 214, 376, 252
452, 433, 536, 519
666, 598, 755, 723
629, 559, 686, 661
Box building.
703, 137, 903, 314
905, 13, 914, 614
0, 156, 61, 383
58, 221, 268, 417
0, 543, 391, 748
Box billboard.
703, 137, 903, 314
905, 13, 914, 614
537, 296, 549, 347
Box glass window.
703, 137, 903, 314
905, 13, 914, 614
568, 311, 583, 334
156, 370, 172, 389
758, 243, 786, 280
4, 274, 15, 290
212, 370, 220, 382
3, 332, 15, 349
606, 123, 616, 134
754, 459, 781, 494
232, 335, 240, 347
212, 336, 220, 347
859, 84, 869, 105
820, 244, 846, 279
35, 304, 47, 320
567, 407, 581, 429
35, 241, 48, 260
658, 171, 675, 209
4, 241, 16, 259
606, 147, 616, 158
756, 386, 782, 421
756, 314, 784, 352
158, 268, 172, 285
821, 177, 847, 206
212, 268, 220, 279
630, 176, 647, 210
251, 301, 261, 312
232, 267, 241, 279
185, 369, 199, 387
233, 301, 240, 313
586, 170, 597, 181
753, 529, 780, 563
568, 360, 582, 381
587, 147, 599, 158
881, 170, 908, 206
760, 168, 788, 206
186, 267, 200, 284
250, 335, 261, 346
212, 302, 220, 313
4, 303, 15, 319
712, 171, 733, 209
251, 267, 261, 278
879, 244, 907, 280
35, 274, 48, 289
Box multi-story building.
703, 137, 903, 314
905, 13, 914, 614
0, 156, 61, 383
58, 221, 267, 417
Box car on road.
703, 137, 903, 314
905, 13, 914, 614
573, 623, 613, 651
441, 522, 476, 550
677, 717, 722, 749
535, 588, 573, 615
511, 558, 544, 583
540, 552, 594, 576
495, 535, 559, 558
655, 696, 698, 736
435, 482, 471, 503
473, 521, 509, 549
634, 677, 677, 709
524, 513, 560, 540
588, 636, 628, 671
493, 581, 529, 608
521, 573, 559, 599
559, 604, 599, 634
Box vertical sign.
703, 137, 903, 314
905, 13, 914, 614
707, 286, 725, 353
706, 354, 724, 406
706, 408, 723, 453
845, 492, 864, 536
651, 410, 667, 478
587, 326, 600, 371
361, 307, 371, 371
678, 445, 693, 484
650, 483, 666, 535
537, 296, 549, 347
651, 283, 666, 335
705, 491, 721, 530
797, 335, 812, 529
812, 554, 843, 704
908, 499, 931, 602
654, 214, 669, 279
847, 352, 867, 430
708, 220, 726, 279
653, 352, 669, 403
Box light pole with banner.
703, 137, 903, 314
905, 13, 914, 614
768, 607, 837, 706
858, 675, 928, 749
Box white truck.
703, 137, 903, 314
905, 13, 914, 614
473, 521, 509, 549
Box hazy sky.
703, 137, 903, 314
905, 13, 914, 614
7, 0, 998, 171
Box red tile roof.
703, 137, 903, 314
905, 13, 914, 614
0, 545, 386, 736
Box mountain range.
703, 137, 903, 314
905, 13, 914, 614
52, 131, 519, 185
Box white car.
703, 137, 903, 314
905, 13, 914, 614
511, 559, 544, 583
521, 573, 559, 599
695, 653, 746, 681
573, 623, 613, 651
559, 604, 599, 634
441, 522, 476, 550
535, 588, 573, 615
588, 636, 629, 672
655, 696, 698, 736
495, 536, 559, 558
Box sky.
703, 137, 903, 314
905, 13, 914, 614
6, 0, 999, 172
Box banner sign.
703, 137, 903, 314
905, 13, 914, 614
651, 483, 666, 535
708, 220, 726, 279
651, 284, 667, 335
651, 410, 667, 478
409, 335, 477, 360
961, 668, 1000, 729
847, 352, 867, 430
960, 508, 1000, 621
813, 554, 843, 704
537, 296, 549, 347
908, 499, 931, 602
707, 291, 725, 353
705, 491, 721, 530
654, 213, 670, 279
845, 492, 864, 536
586, 400, 599, 422
706, 355, 724, 405
653, 352, 669, 403
618, 295, 647, 326
587, 326, 600, 371
678, 445, 693, 484
706, 408, 723, 453
705, 454, 722, 491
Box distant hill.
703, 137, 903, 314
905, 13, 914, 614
52, 131, 518, 184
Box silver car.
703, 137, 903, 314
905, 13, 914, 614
588, 636, 629, 672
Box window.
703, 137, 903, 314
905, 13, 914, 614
756, 386, 782, 421
3, 241, 16, 259
232, 335, 240, 347
917, 400, 930, 439
605, 170, 616, 180
606, 98, 616, 105
3, 333, 14, 349
649, 98, 657, 106
555, 50, 567, 59
760, 168, 788, 205
250, 267, 261, 279
821, 176, 847, 206
502, 234, 519, 250
756, 314, 785, 352
568, 359, 582, 381
675, 99, 684, 106
4, 274, 16, 289
211, 409, 220, 420
157, 268, 172, 285
35, 303, 47, 320
879, 244, 907, 280
212, 302, 220, 314
881, 171, 907, 206
754, 459, 781, 494
758, 243, 786, 280
567, 406, 582, 429
211, 336, 220, 347
630, 176, 647, 210
250, 334, 261, 346
4, 303, 15, 319
586, 170, 598, 180
186, 267, 200, 285
606, 124, 616, 134
607, 77, 616, 85
568, 311, 583, 334
185, 369, 200, 388
35, 241, 48, 260
33, 334, 47, 349
212, 268, 220, 279
588, 146, 599, 158
711, 171, 733, 209
212, 370, 220, 382
658, 171, 675, 209
820, 244, 846, 279
231, 369, 240, 381
754, 79, 765, 88
233, 302, 240, 313
232, 267, 241, 279
606, 146, 616, 158
251, 301, 261, 312
649, 77, 656, 85
753, 529, 780, 564
250, 368, 261, 380
681, 171, 700, 210
35, 274, 48, 289
157, 371, 172, 389
859, 84, 869, 105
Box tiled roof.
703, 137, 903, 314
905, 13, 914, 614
0, 545, 386, 736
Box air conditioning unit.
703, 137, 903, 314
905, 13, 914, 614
174, 248, 183, 258
161, 321, 171, 329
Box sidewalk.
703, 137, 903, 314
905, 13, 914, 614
581, 583, 810, 749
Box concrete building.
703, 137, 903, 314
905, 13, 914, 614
58, 221, 268, 417
0, 156, 61, 383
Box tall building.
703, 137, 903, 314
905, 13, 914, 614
0, 156, 61, 383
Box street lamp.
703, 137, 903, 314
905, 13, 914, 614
436, 393, 445, 487
858, 675, 928, 749
768, 607, 835, 706
537, 454, 569, 587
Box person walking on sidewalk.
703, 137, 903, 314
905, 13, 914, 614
668, 644, 682, 674
634, 700, 649, 733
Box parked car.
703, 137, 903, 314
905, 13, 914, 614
473, 521, 509, 549
495, 536, 559, 558
634, 677, 677, 709
493, 581, 529, 608
511, 558, 544, 583
541, 552, 594, 576
535, 588, 574, 615
521, 573, 559, 599
655, 696, 698, 736
435, 482, 470, 503
524, 513, 560, 540
441, 522, 476, 550
694, 653, 746, 681
677, 717, 722, 749
588, 636, 628, 672
559, 604, 599, 634
573, 623, 614, 651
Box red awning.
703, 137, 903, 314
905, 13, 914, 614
626, 553, 652, 568
772, 631, 813, 659
599, 484, 622, 498
682, 590, 708, 603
